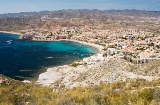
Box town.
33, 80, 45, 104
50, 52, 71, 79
20, 26, 160, 64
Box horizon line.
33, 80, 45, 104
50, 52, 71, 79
0, 9, 160, 15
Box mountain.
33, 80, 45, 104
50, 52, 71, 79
0, 9, 160, 18
0, 9, 159, 32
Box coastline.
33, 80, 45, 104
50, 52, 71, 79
0, 30, 103, 52
1, 31, 159, 88
36, 57, 160, 88
36, 40, 105, 87
0, 31, 22, 36
0, 30, 103, 85
35, 39, 160, 88
70, 40, 104, 52
32, 39, 103, 52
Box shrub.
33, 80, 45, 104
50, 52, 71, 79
71, 62, 79, 67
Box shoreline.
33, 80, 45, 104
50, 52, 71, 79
1, 31, 159, 88
36, 57, 160, 88
0, 31, 103, 82
36, 41, 105, 87
70, 40, 104, 52
0, 30, 103, 52
0, 31, 23, 36
32, 39, 103, 52
36, 58, 160, 88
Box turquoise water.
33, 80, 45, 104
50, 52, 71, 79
0, 32, 97, 80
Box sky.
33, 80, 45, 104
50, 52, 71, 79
0, 0, 160, 14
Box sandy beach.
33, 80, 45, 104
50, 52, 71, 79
70, 40, 104, 52
0, 31, 22, 36
32, 39, 103, 52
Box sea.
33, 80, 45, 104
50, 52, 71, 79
0, 32, 98, 81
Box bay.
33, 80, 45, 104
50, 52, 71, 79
0, 32, 97, 80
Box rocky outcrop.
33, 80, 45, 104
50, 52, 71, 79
0, 74, 20, 85
37, 58, 160, 89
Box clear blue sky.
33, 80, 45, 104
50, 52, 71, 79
0, 0, 160, 14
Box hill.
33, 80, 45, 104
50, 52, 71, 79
1, 60, 160, 105
0, 74, 160, 105
0, 9, 159, 32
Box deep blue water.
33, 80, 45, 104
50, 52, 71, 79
0, 32, 97, 81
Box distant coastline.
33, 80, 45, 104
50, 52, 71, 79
0, 31, 22, 36
0, 30, 103, 52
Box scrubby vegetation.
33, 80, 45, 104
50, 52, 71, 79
71, 62, 80, 67
0, 74, 160, 105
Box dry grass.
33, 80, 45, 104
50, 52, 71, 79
0, 75, 160, 105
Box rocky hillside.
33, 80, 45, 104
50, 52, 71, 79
0, 60, 160, 105
0, 9, 159, 32
46, 59, 160, 89
94, 59, 160, 77
0, 75, 160, 105
0, 74, 21, 85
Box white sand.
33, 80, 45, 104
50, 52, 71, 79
70, 40, 104, 51
36, 64, 93, 87
37, 68, 62, 86
0, 31, 22, 35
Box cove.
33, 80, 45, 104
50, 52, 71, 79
0, 32, 98, 81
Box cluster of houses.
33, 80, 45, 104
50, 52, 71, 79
72, 28, 160, 63
20, 27, 82, 41
20, 27, 160, 63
